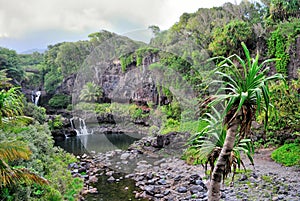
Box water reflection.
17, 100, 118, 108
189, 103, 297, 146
55, 133, 142, 155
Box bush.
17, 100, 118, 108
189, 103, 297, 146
0, 123, 83, 200
48, 115, 63, 130
271, 143, 300, 166
48, 94, 71, 109
24, 102, 47, 124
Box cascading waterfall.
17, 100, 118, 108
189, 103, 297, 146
31, 90, 41, 106
35, 91, 41, 105
70, 117, 90, 135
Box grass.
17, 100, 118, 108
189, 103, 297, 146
271, 143, 300, 166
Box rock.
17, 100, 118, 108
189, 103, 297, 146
120, 152, 131, 160
145, 185, 155, 195
154, 194, 164, 198
146, 172, 154, 180
174, 175, 182, 181
190, 174, 201, 184
163, 190, 170, 196
107, 176, 115, 182
88, 176, 98, 183
190, 185, 204, 194
158, 179, 167, 185
88, 188, 98, 194
106, 171, 114, 176
239, 174, 248, 181
177, 186, 188, 193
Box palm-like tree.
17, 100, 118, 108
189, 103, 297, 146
0, 141, 48, 188
207, 42, 283, 200
186, 107, 254, 185
79, 82, 103, 102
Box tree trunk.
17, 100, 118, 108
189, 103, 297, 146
208, 117, 241, 201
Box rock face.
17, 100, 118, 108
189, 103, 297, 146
288, 36, 300, 80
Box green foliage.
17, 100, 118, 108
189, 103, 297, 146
267, 19, 300, 75
56, 41, 91, 77
0, 47, 24, 83
95, 103, 112, 115
43, 68, 63, 94
120, 54, 134, 72
160, 118, 180, 135
209, 42, 284, 132
160, 101, 181, 121
79, 82, 103, 102
209, 20, 253, 56
271, 143, 300, 166
0, 124, 82, 200
48, 94, 71, 109
23, 102, 46, 124
258, 77, 300, 131
0, 87, 24, 125
48, 115, 63, 130
185, 108, 254, 170
135, 47, 159, 66
269, 0, 300, 21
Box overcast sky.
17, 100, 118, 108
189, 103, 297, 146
0, 0, 241, 53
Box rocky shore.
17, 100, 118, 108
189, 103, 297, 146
68, 135, 300, 201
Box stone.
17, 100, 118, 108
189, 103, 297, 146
145, 185, 155, 195
190, 174, 201, 184
174, 175, 182, 181
120, 152, 131, 160
239, 174, 248, 181
154, 194, 164, 198
158, 179, 167, 185
88, 188, 98, 194
107, 176, 115, 182
88, 176, 98, 183
146, 172, 154, 180
177, 186, 188, 193
190, 185, 204, 194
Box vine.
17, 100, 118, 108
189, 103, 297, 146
267, 19, 300, 76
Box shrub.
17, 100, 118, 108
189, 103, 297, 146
271, 143, 300, 166
23, 102, 47, 124
48, 94, 71, 109
0, 123, 83, 200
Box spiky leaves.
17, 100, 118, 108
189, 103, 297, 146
207, 42, 283, 201
0, 141, 48, 188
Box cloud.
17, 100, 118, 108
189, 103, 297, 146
0, 0, 241, 51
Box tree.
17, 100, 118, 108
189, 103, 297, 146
0, 47, 24, 85
207, 42, 283, 200
79, 82, 103, 102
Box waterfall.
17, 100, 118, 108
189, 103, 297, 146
35, 91, 41, 105
70, 117, 90, 135
32, 90, 41, 106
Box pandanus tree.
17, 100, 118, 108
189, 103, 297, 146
207, 42, 283, 200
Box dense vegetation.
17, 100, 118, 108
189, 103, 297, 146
0, 0, 299, 200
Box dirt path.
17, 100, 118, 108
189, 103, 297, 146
221, 148, 300, 201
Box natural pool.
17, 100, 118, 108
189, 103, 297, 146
54, 129, 147, 200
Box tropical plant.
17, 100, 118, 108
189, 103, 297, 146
0, 141, 48, 188
0, 87, 24, 125
185, 108, 254, 185
207, 42, 283, 200
79, 82, 103, 102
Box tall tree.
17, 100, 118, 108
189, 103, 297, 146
208, 42, 283, 200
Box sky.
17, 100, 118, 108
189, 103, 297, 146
0, 0, 241, 53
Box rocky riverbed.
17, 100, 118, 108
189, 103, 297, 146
68, 135, 300, 201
